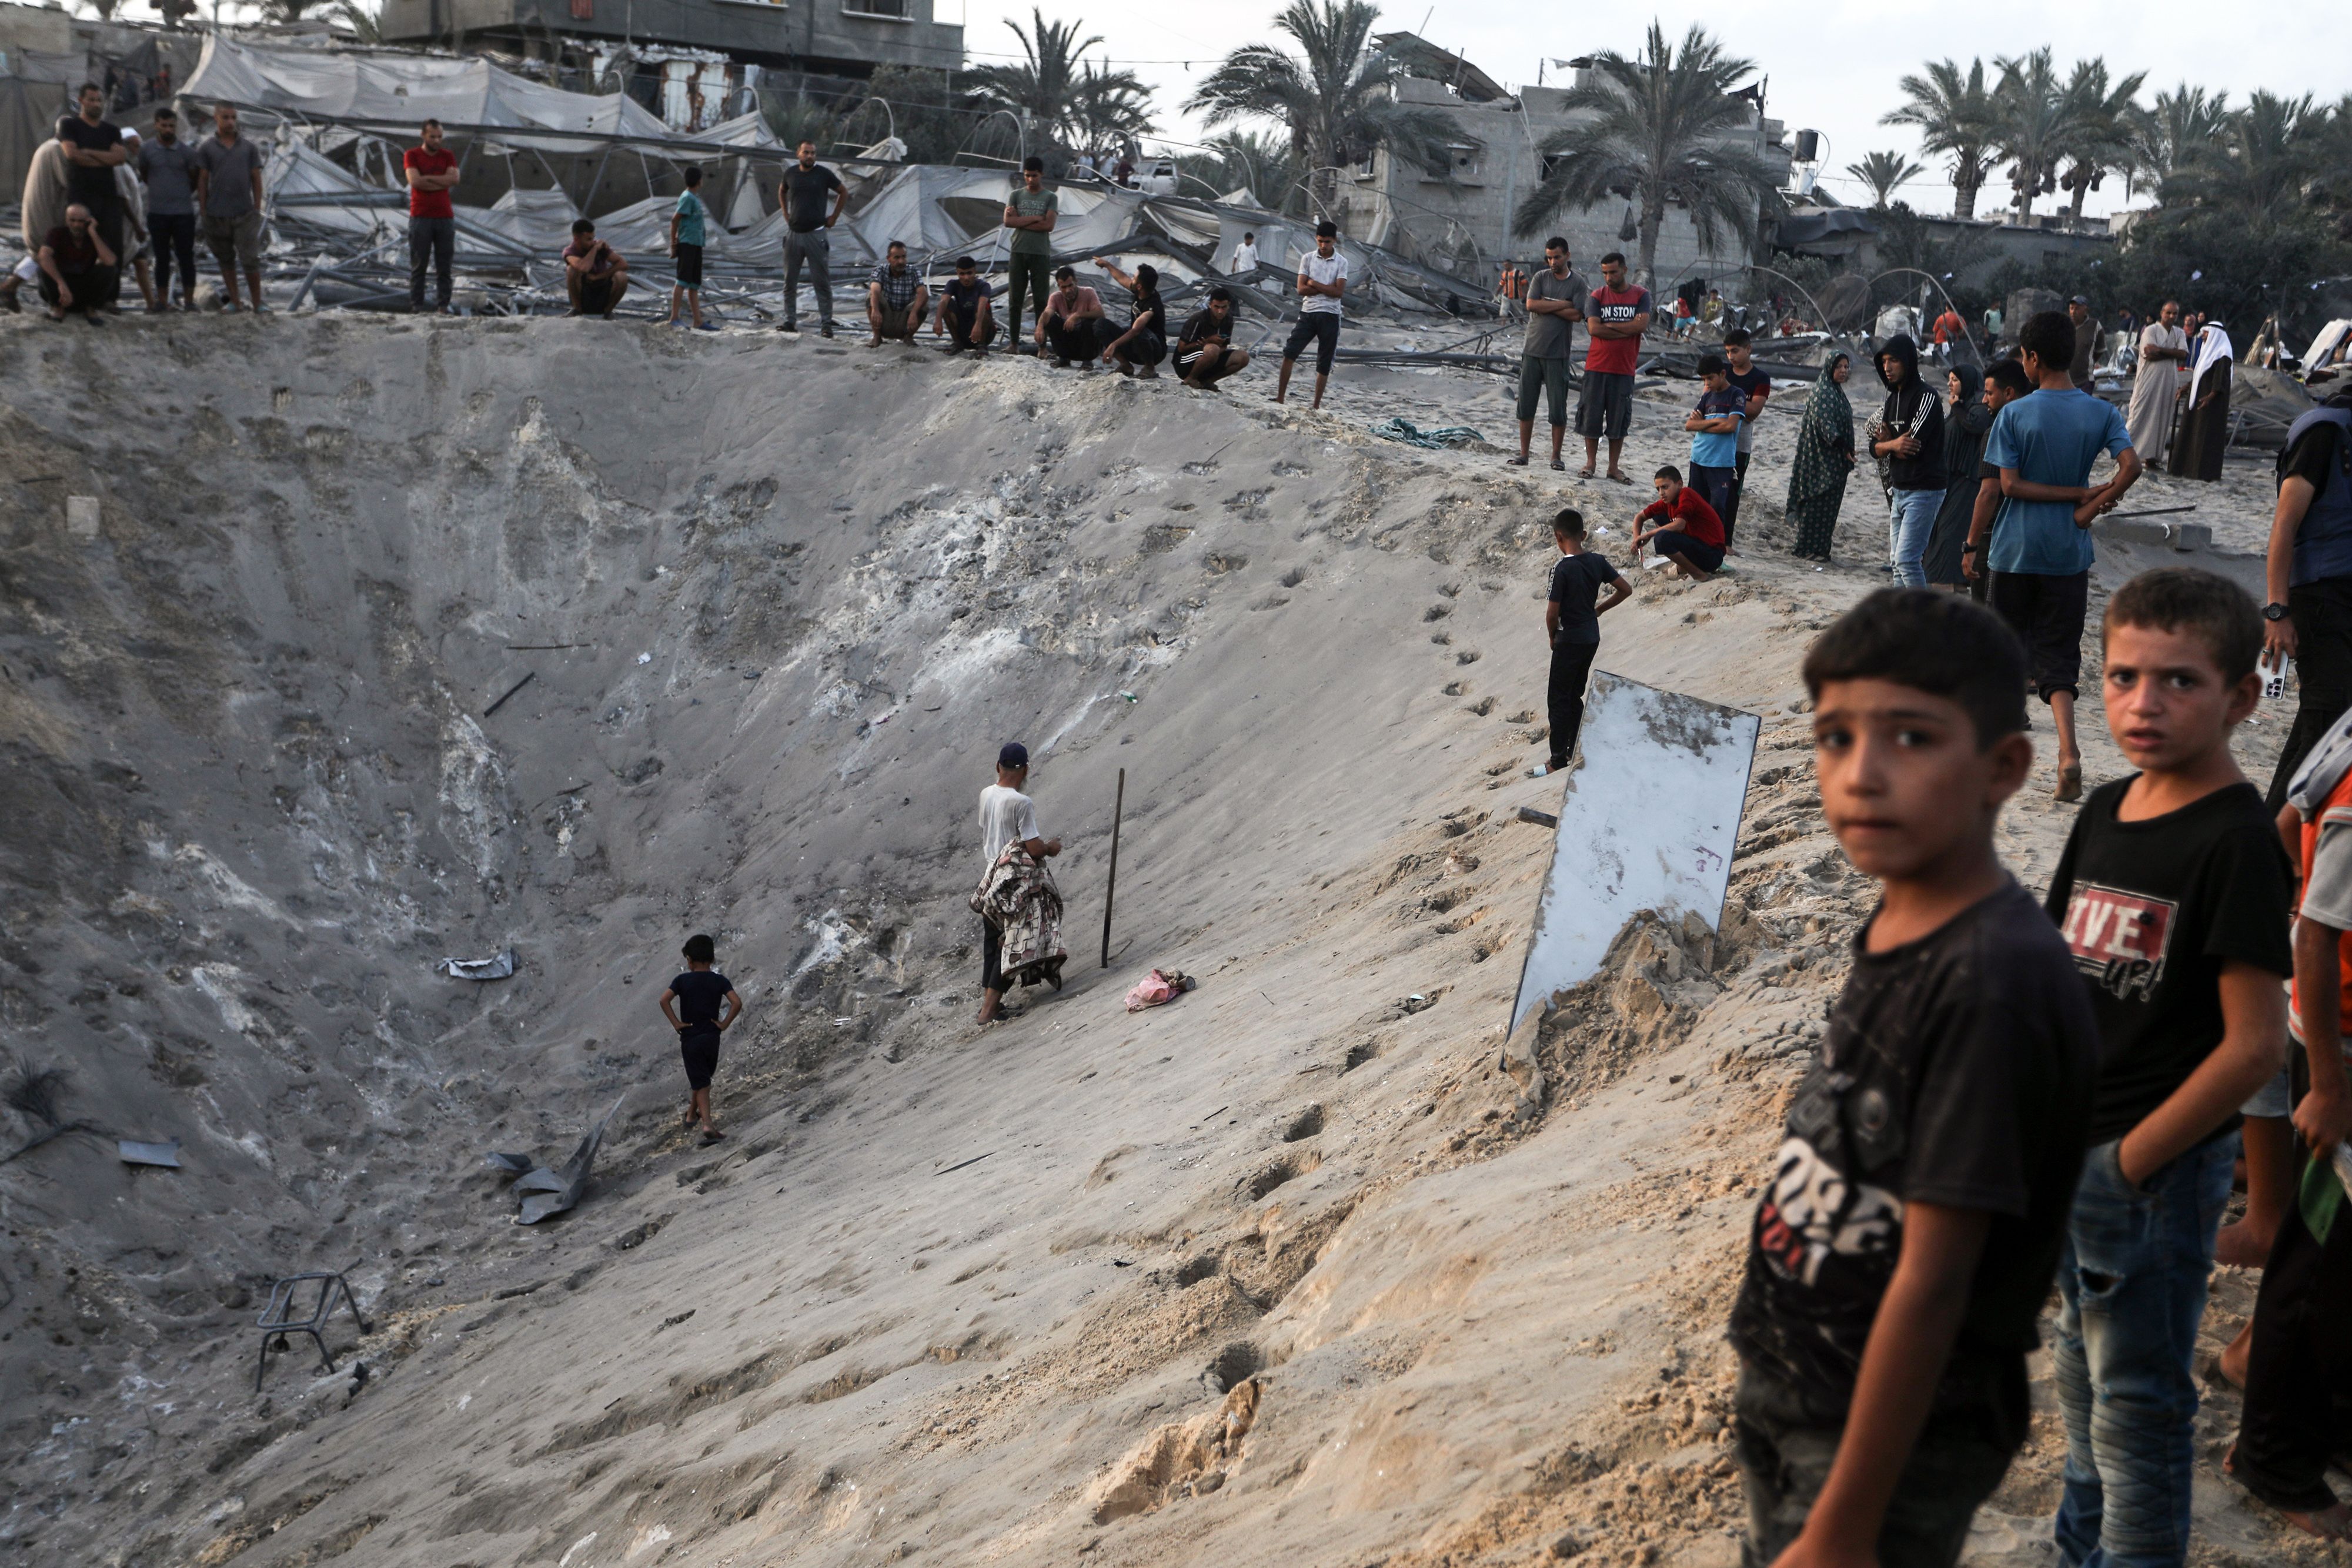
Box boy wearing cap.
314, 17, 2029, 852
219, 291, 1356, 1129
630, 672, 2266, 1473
977, 744, 1060, 1024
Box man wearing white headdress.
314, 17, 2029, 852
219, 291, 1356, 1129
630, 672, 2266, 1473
2169, 320, 2235, 482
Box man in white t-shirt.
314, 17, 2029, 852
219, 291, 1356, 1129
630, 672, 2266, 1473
1231, 232, 1258, 275
1275, 220, 1348, 410
977, 742, 1060, 1024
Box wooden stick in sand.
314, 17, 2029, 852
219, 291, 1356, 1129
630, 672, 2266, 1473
1101, 767, 1125, 969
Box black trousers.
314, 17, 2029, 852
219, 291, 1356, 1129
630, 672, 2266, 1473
1723, 450, 1752, 543
980, 917, 1005, 992
151, 212, 196, 301
1045, 316, 1099, 362
1547, 638, 1600, 768
407, 215, 454, 310
2235, 1049, 2352, 1512
2267, 578, 2352, 812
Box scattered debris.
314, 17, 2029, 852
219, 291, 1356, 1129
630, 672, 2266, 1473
1515, 805, 1561, 829
436, 950, 519, 981
0, 1055, 105, 1165
117, 1139, 182, 1168
482, 671, 537, 716
934, 1151, 993, 1176
485, 1095, 626, 1224
253, 1269, 370, 1392
1125, 969, 1197, 1012
657, 1309, 696, 1332
1365, 417, 1488, 450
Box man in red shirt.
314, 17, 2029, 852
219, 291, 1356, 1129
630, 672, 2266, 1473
404, 118, 459, 314
1632, 464, 1725, 581
1575, 252, 1653, 483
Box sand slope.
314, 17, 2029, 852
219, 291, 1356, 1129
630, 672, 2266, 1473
0, 316, 2312, 1568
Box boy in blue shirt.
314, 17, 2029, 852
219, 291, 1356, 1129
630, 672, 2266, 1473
666, 165, 717, 332
1982, 311, 2143, 800
1686, 353, 1746, 543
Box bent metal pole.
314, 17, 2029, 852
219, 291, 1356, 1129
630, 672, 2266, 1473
1101, 768, 1124, 969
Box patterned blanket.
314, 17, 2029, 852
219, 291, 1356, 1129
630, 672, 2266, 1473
969, 842, 1067, 983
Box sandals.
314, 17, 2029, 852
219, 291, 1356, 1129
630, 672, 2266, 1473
1550, 458, 1567, 472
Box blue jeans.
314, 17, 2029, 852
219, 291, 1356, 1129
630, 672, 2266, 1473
1889, 487, 1939, 587
2052, 1134, 2237, 1568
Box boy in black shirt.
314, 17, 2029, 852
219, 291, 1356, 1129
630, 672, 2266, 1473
1534, 507, 1629, 778
1729, 589, 2096, 1568
2043, 568, 2291, 1568
659, 934, 741, 1143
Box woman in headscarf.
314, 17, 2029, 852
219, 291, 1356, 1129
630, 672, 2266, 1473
1922, 362, 1993, 593
2169, 321, 2234, 481
1784, 353, 1856, 560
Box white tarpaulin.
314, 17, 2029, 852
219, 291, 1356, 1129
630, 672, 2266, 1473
182, 37, 681, 151
1508, 672, 1759, 1035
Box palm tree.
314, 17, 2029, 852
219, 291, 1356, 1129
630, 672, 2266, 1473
1072, 63, 1154, 151
1184, 0, 1453, 228
2054, 59, 2147, 223
971, 11, 1150, 158
1991, 48, 2081, 223
2132, 84, 2233, 192
1204, 129, 1300, 207
1882, 58, 2001, 219
1509, 22, 1783, 283
332, 0, 385, 42
2163, 91, 2319, 228
1846, 151, 1924, 209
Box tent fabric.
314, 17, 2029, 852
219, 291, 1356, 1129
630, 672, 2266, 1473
182, 36, 679, 149
0, 76, 67, 207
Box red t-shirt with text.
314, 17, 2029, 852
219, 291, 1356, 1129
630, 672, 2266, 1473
1583, 284, 1652, 376
406, 146, 457, 219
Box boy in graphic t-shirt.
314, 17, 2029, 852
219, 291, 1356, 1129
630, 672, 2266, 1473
1532, 507, 1629, 778
2043, 569, 2293, 1568
659, 933, 741, 1143
1730, 589, 2096, 1568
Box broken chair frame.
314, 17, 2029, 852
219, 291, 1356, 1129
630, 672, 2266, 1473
253, 1270, 370, 1392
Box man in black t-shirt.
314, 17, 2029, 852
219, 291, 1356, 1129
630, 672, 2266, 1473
776, 141, 845, 336
1729, 589, 2094, 1568
1175, 288, 1251, 389
937, 254, 997, 353
1722, 329, 1773, 542
1534, 508, 1628, 777
2042, 570, 2291, 1568
659, 933, 742, 1143
55, 83, 125, 306
2261, 390, 2352, 811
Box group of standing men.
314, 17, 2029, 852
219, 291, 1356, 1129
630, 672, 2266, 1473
22, 84, 266, 320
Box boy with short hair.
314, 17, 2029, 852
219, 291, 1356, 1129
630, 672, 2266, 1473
1685, 354, 1746, 539
1982, 309, 2143, 801
563, 218, 627, 317
1533, 507, 1631, 779
1632, 465, 1726, 581
1959, 359, 2034, 604
937, 255, 996, 353
1722, 328, 1773, 538
1731, 588, 2097, 1568
1274, 220, 1347, 410
659, 934, 741, 1143
2043, 567, 2293, 1568
667, 165, 716, 331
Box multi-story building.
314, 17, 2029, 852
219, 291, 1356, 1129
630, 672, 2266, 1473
376, 0, 963, 101
1341, 40, 1792, 292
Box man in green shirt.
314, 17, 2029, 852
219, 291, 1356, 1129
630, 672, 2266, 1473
1002, 156, 1057, 352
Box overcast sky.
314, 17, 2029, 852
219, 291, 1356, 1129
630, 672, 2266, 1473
948, 0, 2352, 220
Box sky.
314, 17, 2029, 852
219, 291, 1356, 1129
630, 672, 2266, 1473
947, 0, 2352, 220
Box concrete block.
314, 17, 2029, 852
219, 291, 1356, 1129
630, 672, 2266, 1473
66, 496, 99, 539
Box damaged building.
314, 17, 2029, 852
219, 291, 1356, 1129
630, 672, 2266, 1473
1343, 36, 1792, 286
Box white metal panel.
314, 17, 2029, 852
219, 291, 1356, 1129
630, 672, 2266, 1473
1508, 671, 1760, 1035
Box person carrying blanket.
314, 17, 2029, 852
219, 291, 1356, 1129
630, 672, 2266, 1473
973, 743, 1066, 1024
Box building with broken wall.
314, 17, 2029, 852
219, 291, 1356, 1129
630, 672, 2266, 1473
1342, 42, 1792, 290
376, 0, 964, 135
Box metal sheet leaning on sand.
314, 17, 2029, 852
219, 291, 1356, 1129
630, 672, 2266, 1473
1501, 673, 1760, 1109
